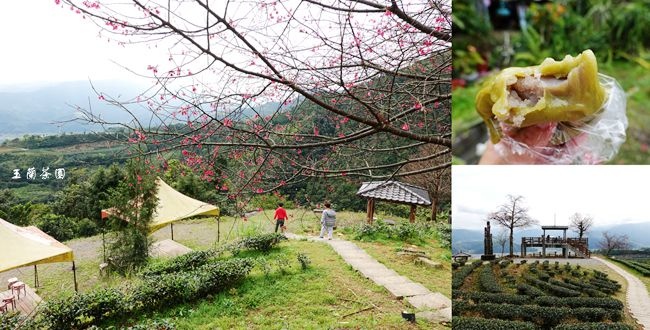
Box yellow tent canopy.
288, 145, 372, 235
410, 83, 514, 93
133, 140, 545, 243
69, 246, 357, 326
0, 218, 74, 273
102, 178, 220, 234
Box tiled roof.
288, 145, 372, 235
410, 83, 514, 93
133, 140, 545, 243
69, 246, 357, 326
356, 181, 431, 206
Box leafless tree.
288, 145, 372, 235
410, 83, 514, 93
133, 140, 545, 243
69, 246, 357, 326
599, 231, 630, 256
495, 229, 508, 257
59, 0, 451, 198
402, 143, 450, 219
488, 195, 538, 257
569, 213, 593, 239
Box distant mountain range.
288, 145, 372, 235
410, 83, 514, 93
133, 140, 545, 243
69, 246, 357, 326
0, 80, 146, 140
452, 222, 650, 254
0, 81, 299, 142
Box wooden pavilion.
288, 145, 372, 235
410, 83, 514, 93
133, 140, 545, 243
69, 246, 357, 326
356, 181, 432, 224
520, 225, 590, 258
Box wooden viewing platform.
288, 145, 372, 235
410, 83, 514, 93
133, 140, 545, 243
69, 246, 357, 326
520, 225, 590, 258
0, 283, 42, 317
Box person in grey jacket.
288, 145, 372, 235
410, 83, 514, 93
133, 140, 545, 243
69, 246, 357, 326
319, 202, 336, 240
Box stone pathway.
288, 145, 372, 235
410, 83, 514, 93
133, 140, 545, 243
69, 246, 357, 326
285, 233, 451, 323
594, 256, 650, 328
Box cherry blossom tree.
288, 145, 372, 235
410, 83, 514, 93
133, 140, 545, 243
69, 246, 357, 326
59, 0, 451, 198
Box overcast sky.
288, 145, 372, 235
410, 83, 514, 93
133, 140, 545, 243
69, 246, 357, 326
453, 166, 650, 230
0, 2, 155, 86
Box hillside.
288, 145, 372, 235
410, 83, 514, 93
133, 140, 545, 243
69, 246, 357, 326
452, 224, 650, 254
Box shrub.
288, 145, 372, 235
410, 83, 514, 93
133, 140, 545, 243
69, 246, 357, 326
553, 323, 634, 330
517, 283, 546, 297
468, 303, 612, 327
39, 258, 254, 329
526, 276, 581, 297
478, 265, 502, 293
236, 233, 287, 252
534, 296, 624, 310
130, 272, 197, 311
0, 313, 25, 330
297, 253, 311, 270
141, 250, 215, 277
457, 291, 529, 305
39, 288, 127, 329
452, 316, 536, 330
452, 260, 482, 289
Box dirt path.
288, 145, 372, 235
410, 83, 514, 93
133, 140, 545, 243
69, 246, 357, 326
594, 256, 650, 328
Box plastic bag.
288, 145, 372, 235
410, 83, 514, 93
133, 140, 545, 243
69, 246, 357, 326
492, 74, 627, 164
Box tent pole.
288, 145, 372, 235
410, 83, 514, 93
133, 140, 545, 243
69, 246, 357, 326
102, 230, 106, 263
171, 223, 174, 240
72, 261, 78, 293
217, 216, 221, 243
34, 265, 39, 288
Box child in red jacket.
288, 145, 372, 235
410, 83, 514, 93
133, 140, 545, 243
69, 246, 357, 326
274, 202, 287, 233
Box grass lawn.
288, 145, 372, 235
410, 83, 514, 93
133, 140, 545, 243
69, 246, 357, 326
451, 60, 650, 164
1, 210, 449, 329
355, 240, 451, 299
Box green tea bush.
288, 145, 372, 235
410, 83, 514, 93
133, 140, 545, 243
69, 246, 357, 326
516, 283, 546, 297
534, 296, 623, 310
457, 291, 529, 305
469, 303, 612, 327
39, 258, 254, 329
237, 233, 287, 252
297, 253, 311, 270
141, 250, 216, 277
478, 265, 502, 293
553, 322, 634, 330
526, 276, 581, 297
40, 288, 127, 329
452, 316, 536, 330
549, 278, 581, 291
452, 260, 482, 289
0, 313, 26, 330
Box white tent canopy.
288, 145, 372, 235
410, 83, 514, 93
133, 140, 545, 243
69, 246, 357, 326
102, 178, 220, 233
0, 218, 74, 273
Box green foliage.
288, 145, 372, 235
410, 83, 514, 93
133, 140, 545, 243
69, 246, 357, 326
119, 319, 176, 330
611, 258, 650, 276
554, 323, 634, 330
513, 0, 650, 65
478, 265, 502, 293
249, 193, 295, 210
433, 221, 451, 249
235, 233, 287, 253
452, 260, 483, 290
35, 213, 78, 241
105, 161, 158, 274
516, 283, 547, 297
464, 303, 613, 327
38, 258, 254, 329
297, 252, 311, 270
350, 220, 436, 244
141, 250, 216, 277
526, 276, 581, 297
39, 288, 127, 329
452, 316, 536, 330
0, 313, 26, 330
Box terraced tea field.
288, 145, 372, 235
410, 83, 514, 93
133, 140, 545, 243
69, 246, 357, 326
611, 258, 650, 277
452, 259, 636, 329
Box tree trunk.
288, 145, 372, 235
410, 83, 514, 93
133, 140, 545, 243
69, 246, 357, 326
509, 228, 514, 257
430, 199, 437, 221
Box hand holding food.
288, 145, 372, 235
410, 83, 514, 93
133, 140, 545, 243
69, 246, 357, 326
476, 50, 627, 164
